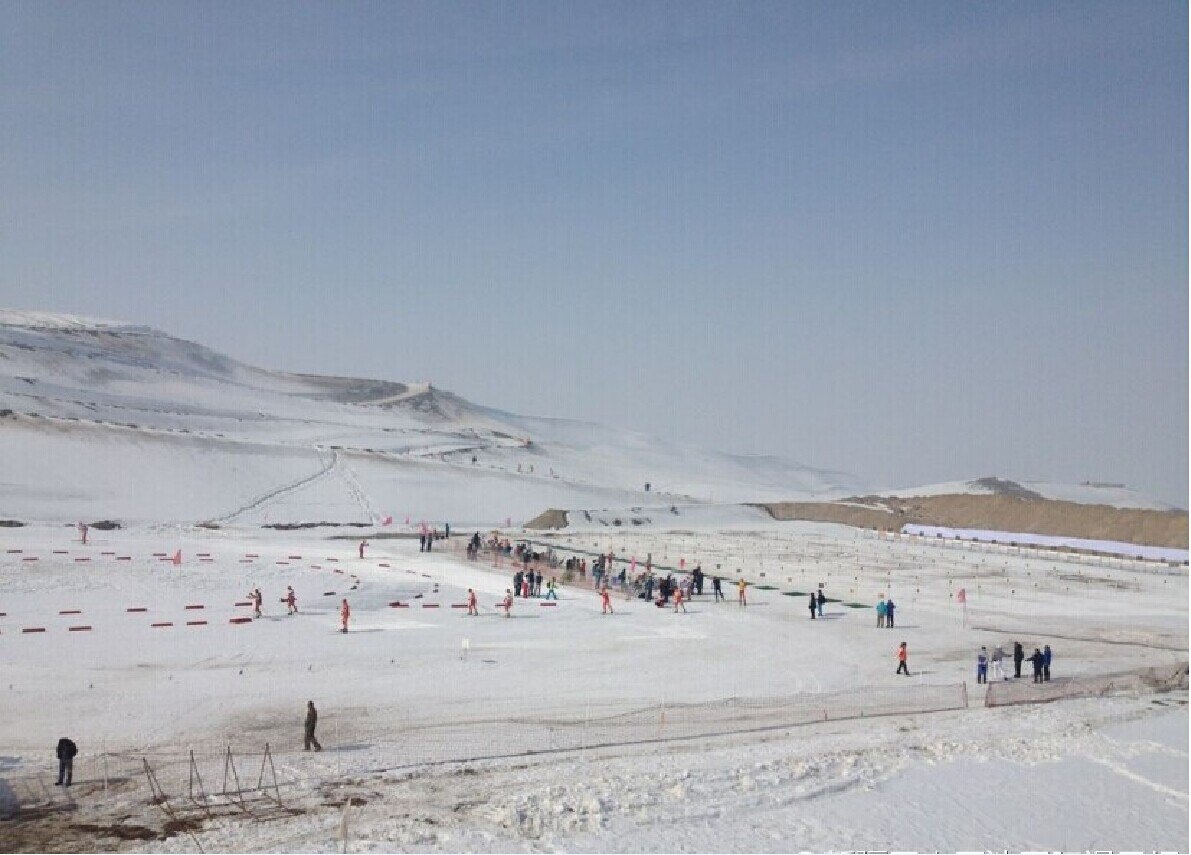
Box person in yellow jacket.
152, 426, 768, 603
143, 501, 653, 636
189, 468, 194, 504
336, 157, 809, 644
737, 578, 747, 607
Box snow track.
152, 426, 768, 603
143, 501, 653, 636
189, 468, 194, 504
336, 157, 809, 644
203, 449, 338, 525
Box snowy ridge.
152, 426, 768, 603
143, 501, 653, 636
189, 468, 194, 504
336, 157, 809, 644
0, 311, 859, 524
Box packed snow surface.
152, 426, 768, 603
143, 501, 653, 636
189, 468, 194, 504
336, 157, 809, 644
0, 521, 1185, 851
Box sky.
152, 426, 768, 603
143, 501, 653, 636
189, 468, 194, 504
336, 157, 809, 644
1, 1, 1187, 505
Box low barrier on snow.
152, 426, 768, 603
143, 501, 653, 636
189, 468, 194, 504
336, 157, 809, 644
984, 661, 1188, 707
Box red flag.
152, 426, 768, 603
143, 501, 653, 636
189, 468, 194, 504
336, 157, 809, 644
956, 587, 966, 604
172, 550, 182, 566
679, 558, 685, 570
381, 515, 393, 526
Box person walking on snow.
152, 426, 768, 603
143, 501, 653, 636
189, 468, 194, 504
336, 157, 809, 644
500, 589, 513, 618
1042, 645, 1052, 681
991, 645, 1007, 680
467, 588, 478, 616
674, 586, 687, 613
976, 647, 988, 684
286, 585, 297, 616
55, 737, 77, 786
1013, 642, 1025, 678
304, 701, 322, 751
712, 575, 724, 602
896, 642, 910, 675
339, 599, 351, 633
600, 585, 614, 615
737, 579, 748, 607
816, 589, 825, 618
358, 540, 367, 560
253, 588, 263, 619
885, 598, 896, 628
876, 598, 886, 628
808, 593, 817, 619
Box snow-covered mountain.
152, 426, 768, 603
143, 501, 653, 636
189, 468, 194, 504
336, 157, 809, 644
0, 310, 862, 525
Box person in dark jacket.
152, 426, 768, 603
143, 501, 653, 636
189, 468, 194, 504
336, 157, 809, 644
1042, 645, 1052, 681
304, 701, 323, 751
56, 737, 77, 786
1013, 642, 1025, 678
808, 593, 817, 619
1029, 648, 1045, 683
712, 576, 723, 601
885, 598, 896, 628
816, 589, 826, 618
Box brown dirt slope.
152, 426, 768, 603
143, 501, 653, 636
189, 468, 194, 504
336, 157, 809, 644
525, 508, 569, 530
756, 494, 1188, 549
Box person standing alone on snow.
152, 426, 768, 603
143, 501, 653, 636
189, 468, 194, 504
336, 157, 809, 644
286, 585, 297, 615
304, 701, 322, 751
467, 588, 478, 616
359, 540, 366, 560
808, 593, 817, 620
339, 599, 350, 633
253, 588, 263, 619
896, 642, 909, 675
600, 585, 614, 615
500, 589, 513, 617
55, 737, 77, 786
737, 579, 748, 607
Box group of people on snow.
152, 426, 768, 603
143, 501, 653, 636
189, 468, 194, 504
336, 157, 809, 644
978, 642, 1053, 683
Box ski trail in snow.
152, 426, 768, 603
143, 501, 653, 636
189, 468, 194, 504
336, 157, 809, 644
333, 454, 378, 522
201, 449, 338, 525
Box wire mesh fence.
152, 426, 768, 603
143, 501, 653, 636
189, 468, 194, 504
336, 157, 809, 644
984, 661, 1188, 707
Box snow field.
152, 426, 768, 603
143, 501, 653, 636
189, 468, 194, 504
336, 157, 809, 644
0, 520, 1185, 851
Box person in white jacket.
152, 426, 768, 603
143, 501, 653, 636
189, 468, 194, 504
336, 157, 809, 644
990, 645, 1007, 680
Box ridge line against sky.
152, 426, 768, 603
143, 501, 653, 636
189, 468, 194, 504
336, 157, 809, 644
0, 1, 1186, 504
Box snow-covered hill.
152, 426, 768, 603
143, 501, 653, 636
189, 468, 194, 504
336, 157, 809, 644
876, 476, 1178, 511
0, 311, 861, 525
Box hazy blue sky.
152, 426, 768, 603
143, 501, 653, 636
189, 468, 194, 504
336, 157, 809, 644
1, 2, 1186, 504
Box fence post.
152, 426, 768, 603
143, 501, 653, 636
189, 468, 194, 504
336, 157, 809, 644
961, 681, 969, 709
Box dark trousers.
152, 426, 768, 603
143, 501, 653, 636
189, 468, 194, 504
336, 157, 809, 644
896, 661, 909, 675
1043, 664, 1050, 681
977, 665, 987, 684
57, 758, 72, 785
1014, 659, 1023, 678
304, 729, 322, 751
1033, 668, 1042, 683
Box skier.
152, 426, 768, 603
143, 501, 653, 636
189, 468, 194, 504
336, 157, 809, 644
673, 586, 687, 613
808, 593, 817, 620
885, 598, 896, 628
876, 597, 886, 628
467, 588, 478, 616
500, 589, 513, 618
1029, 647, 1045, 683
1042, 645, 1052, 681
976, 647, 988, 684
991, 645, 1007, 680
600, 585, 613, 615
816, 589, 825, 618
304, 701, 322, 751
896, 642, 909, 676
55, 737, 77, 786
285, 585, 297, 616
737, 578, 748, 607
712, 576, 723, 602
1013, 641, 1025, 678
339, 598, 350, 633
